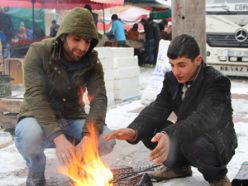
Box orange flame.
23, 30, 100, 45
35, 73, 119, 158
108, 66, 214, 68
59, 122, 113, 186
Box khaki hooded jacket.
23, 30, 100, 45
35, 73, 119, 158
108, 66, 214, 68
18, 8, 107, 140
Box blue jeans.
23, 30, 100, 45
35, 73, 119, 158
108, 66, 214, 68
145, 39, 155, 65
15, 117, 116, 173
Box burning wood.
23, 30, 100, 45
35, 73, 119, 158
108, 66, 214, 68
58, 121, 157, 186
59, 122, 113, 186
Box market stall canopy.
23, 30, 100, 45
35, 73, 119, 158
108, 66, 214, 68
125, 0, 157, 6
0, 0, 124, 35
119, 6, 150, 22
124, 0, 171, 20
150, 9, 171, 20
155, 0, 171, 8
0, 0, 124, 10
125, 0, 163, 8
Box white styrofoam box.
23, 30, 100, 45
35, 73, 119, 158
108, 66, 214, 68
114, 87, 140, 101
106, 90, 115, 105
113, 56, 138, 69
113, 77, 140, 100
95, 47, 113, 58
105, 80, 114, 92
104, 69, 114, 81
110, 47, 134, 57
114, 76, 139, 90
114, 66, 140, 79
99, 57, 114, 70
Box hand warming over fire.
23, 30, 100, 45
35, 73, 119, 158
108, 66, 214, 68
54, 134, 76, 166
75, 135, 98, 161
104, 128, 137, 141
149, 132, 170, 164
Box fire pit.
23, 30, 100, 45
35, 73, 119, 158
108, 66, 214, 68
110, 166, 157, 186
59, 123, 157, 186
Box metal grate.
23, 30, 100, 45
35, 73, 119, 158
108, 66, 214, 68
207, 33, 248, 48
110, 165, 161, 186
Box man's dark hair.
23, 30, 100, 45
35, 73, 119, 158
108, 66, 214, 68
52, 20, 56, 24
140, 18, 146, 23
131, 23, 138, 31
167, 34, 200, 61
111, 14, 118, 20
84, 4, 92, 12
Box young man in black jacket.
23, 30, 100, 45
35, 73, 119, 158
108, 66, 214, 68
105, 34, 237, 186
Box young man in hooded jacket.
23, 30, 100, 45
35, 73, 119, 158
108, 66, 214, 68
15, 8, 116, 186
105, 34, 237, 186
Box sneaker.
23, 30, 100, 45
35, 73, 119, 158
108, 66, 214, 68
148, 166, 192, 182
209, 176, 231, 186
26, 170, 46, 186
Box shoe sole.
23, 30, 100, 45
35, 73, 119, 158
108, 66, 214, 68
151, 172, 193, 182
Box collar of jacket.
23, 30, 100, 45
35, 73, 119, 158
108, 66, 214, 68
176, 61, 206, 119
169, 61, 206, 100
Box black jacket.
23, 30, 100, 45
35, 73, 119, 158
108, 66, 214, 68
129, 62, 237, 162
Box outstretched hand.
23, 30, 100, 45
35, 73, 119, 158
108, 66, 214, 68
53, 134, 76, 166
75, 135, 98, 162
104, 128, 136, 141
149, 132, 170, 164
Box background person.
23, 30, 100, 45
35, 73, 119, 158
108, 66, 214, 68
127, 23, 139, 41
106, 14, 126, 47
84, 4, 98, 27
127, 23, 145, 67
148, 17, 161, 66
49, 20, 60, 37
140, 18, 155, 67
16, 22, 27, 40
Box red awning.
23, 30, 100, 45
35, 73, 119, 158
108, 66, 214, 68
0, 0, 123, 10
91, 0, 124, 5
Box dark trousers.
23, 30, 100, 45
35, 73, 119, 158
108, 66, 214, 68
141, 120, 228, 182
145, 39, 155, 65
117, 40, 126, 47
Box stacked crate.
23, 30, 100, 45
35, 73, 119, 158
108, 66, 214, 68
96, 47, 140, 103
95, 47, 115, 106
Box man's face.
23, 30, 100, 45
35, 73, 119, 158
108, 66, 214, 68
63, 34, 91, 62
169, 56, 202, 84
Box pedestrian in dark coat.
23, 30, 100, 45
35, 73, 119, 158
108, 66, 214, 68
105, 34, 237, 186
49, 19, 59, 37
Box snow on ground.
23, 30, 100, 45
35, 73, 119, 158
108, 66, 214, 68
231, 78, 248, 95
0, 68, 248, 186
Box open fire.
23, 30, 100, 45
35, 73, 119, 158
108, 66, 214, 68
59, 122, 113, 186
